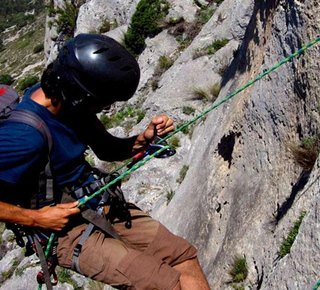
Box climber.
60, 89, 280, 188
0, 34, 210, 289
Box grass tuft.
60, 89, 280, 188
279, 211, 306, 258
287, 135, 320, 171
229, 255, 248, 283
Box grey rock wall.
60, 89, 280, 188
154, 0, 320, 289
3, 0, 320, 289
75, 0, 139, 35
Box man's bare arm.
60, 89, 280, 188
0, 201, 80, 231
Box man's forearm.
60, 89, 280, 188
0, 201, 80, 231
0, 201, 38, 227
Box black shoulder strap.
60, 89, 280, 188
6, 109, 52, 153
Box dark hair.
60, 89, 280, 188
41, 63, 64, 104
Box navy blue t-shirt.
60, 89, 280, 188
0, 84, 87, 189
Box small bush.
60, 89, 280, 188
182, 106, 195, 115
177, 124, 189, 135
151, 54, 175, 90
99, 19, 111, 33
33, 43, 44, 54
198, 8, 215, 24
0, 74, 14, 85
154, 55, 174, 77
208, 38, 229, 54
100, 106, 143, 128
17, 76, 39, 93
229, 255, 248, 283
168, 17, 184, 25
124, 0, 169, 55
151, 79, 159, 91
158, 55, 174, 70
193, 38, 229, 59
192, 87, 211, 102
210, 82, 221, 99
51, 1, 80, 38
176, 165, 189, 184
287, 135, 320, 171
192, 83, 221, 103
166, 190, 175, 204
169, 136, 180, 149
0, 39, 4, 52
279, 211, 306, 258
57, 266, 73, 284
137, 109, 146, 123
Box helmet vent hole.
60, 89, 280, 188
120, 65, 132, 71
93, 48, 109, 54
109, 56, 122, 61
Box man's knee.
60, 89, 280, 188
116, 249, 180, 290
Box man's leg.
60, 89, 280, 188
57, 205, 206, 289
173, 258, 211, 290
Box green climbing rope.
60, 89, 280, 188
313, 280, 320, 290
40, 35, 320, 289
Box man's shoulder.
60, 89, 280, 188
0, 120, 46, 151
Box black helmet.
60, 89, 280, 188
49, 33, 140, 110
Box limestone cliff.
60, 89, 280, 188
1, 0, 320, 289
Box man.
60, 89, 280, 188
0, 34, 210, 289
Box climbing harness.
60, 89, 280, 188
40, 34, 320, 289
6, 223, 58, 290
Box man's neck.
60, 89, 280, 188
31, 87, 61, 115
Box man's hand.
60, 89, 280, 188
0, 201, 80, 231
34, 202, 80, 231
144, 115, 174, 140
133, 115, 174, 152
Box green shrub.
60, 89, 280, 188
151, 79, 159, 91
229, 255, 248, 282
169, 136, 180, 149
192, 86, 211, 102
176, 165, 189, 184
57, 267, 73, 284
158, 55, 174, 70
177, 124, 189, 135
137, 109, 146, 123
279, 211, 306, 258
99, 19, 111, 33
100, 106, 142, 128
207, 38, 229, 54
287, 135, 320, 171
17, 76, 39, 93
33, 43, 44, 54
124, 0, 169, 55
198, 8, 215, 24
210, 82, 221, 99
182, 106, 195, 115
166, 190, 175, 204
168, 17, 184, 25
0, 39, 4, 52
51, 1, 80, 38
0, 74, 14, 85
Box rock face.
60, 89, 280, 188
3, 0, 320, 289
75, 0, 139, 35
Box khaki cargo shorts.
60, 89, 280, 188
57, 204, 197, 289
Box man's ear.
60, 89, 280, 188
51, 98, 61, 108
